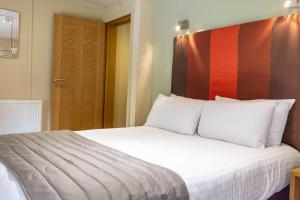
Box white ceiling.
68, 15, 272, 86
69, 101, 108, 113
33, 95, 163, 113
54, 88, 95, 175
80, 0, 123, 8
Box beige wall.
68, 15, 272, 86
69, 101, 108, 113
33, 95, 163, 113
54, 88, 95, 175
114, 23, 131, 128
0, 0, 102, 130
134, 0, 154, 126
0, 0, 33, 100
101, 0, 134, 22
0, 38, 11, 50
127, 0, 154, 126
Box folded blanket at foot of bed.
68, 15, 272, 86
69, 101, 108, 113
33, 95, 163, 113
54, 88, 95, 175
0, 131, 189, 200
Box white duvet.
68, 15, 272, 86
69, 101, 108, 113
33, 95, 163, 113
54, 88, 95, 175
1, 126, 300, 200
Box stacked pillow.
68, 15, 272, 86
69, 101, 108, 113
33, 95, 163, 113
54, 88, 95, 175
145, 94, 295, 148
197, 101, 276, 148
215, 96, 295, 147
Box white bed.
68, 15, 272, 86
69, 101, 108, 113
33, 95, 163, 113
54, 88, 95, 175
1, 126, 300, 200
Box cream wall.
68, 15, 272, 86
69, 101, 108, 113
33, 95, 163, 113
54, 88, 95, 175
127, 0, 154, 126
101, 0, 134, 22
114, 23, 131, 128
134, 0, 154, 125
0, 0, 33, 100
0, 0, 102, 130
0, 38, 12, 50
152, 0, 294, 101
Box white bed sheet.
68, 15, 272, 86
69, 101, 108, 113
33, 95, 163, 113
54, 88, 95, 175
1, 126, 300, 200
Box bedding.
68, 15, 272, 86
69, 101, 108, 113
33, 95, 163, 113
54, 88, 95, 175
0, 131, 189, 200
215, 96, 296, 147
1, 126, 300, 200
146, 94, 202, 135
198, 101, 276, 148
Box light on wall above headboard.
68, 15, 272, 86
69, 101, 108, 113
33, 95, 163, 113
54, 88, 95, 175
175, 19, 190, 34
284, 0, 300, 8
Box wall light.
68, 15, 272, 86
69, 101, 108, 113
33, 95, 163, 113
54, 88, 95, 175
175, 20, 190, 32
284, 0, 300, 8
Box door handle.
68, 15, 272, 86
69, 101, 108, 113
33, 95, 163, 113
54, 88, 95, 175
53, 78, 67, 83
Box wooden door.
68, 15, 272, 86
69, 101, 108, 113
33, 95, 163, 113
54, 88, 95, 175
51, 14, 105, 131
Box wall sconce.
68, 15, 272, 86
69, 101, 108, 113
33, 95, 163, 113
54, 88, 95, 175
175, 19, 190, 33
284, 0, 300, 8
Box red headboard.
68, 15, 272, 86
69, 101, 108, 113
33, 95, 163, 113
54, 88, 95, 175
172, 14, 300, 150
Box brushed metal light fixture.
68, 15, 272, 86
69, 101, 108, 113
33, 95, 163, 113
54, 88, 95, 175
175, 20, 189, 32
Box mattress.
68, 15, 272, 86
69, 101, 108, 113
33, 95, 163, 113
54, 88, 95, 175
1, 126, 300, 200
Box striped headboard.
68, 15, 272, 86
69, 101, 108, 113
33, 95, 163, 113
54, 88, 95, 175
172, 14, 300, 150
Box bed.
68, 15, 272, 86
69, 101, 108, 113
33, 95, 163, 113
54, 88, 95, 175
81, 127, 300, 200
169, 12, 300, 199
1, 13, 300, 200
0, 126, 300, 200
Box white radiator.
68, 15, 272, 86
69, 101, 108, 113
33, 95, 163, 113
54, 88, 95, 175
0, 100, 43, 135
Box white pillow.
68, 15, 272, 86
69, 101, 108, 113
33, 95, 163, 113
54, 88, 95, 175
198, 101, 276, 148
215, 96, 295, 147
145, 94, 203, 135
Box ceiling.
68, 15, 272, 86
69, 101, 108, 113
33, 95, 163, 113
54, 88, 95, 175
80, 0, 125, 8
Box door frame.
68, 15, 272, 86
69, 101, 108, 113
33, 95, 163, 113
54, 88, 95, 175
103, 15, 131, 128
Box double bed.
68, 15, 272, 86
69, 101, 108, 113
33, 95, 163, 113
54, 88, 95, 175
1, 126, 299, 200
80, 127, 300, 200
1, 13, 300, 200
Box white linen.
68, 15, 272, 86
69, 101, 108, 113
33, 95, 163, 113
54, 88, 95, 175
0, 163, 26, 200
198, 101, 276, 148
146, 94, 203, 135
215, 96, 296, 147
0, 126, 300, 200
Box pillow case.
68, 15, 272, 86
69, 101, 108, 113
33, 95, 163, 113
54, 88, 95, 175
215, 96, 295, 147
198, 101, 277, 148
145, 94, 203, 135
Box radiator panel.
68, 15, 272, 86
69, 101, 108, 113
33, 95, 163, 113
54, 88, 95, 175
0, 100, 42, 134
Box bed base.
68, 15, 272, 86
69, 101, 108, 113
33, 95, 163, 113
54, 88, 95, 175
268, 186, 289, 200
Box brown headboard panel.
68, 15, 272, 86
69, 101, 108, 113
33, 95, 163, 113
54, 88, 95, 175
172, 14, 300, 150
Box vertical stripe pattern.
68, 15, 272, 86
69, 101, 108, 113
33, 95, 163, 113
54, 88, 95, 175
270, 15, 300, 147
171, 13, 300, 150
171, 36, 188, 96
238, 19, 273, 99
186, 31, 211, 99
209, 25, 240, 99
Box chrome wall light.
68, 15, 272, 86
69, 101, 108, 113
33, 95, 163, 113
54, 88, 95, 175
175, 19, 190, 34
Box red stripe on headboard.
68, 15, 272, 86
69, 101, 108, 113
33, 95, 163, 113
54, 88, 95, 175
209, 25, 240, 100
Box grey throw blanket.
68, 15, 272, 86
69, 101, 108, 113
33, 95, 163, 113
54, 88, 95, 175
0, 131, 189, 200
